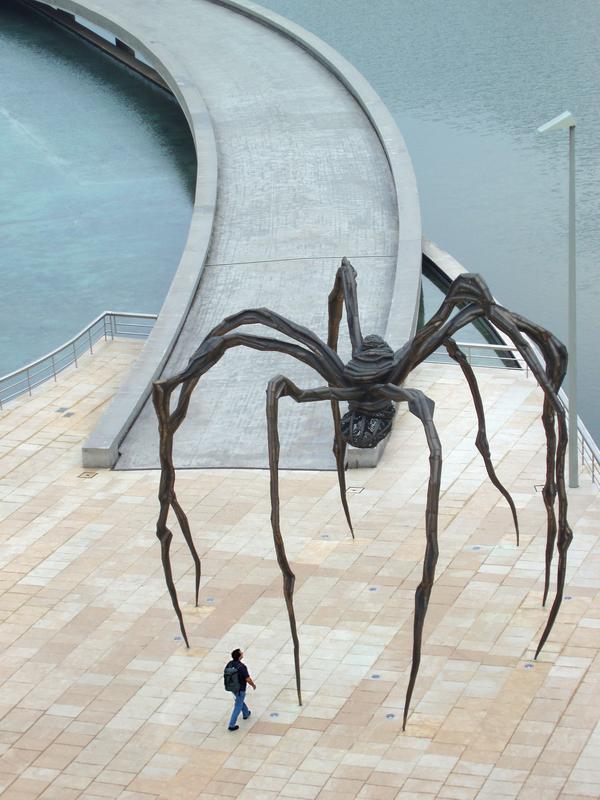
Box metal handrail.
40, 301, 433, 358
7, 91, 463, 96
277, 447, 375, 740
2, 322, 598, 487
428, 341, 527, 371
0, 311, 157, 410
428, 340, 600, 487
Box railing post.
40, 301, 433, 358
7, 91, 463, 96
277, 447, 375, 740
103, 315, 108, 341
51, 355, 57, 382
88, 329, 93, 355
26, 368, 32, 396
73, 341, 78, 368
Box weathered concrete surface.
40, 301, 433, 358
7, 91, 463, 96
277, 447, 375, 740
57, 0, 422, 469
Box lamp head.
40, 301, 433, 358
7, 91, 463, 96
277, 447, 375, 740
538, 111, 576, 133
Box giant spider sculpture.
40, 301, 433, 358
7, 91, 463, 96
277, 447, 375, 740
154, 259, 572, 730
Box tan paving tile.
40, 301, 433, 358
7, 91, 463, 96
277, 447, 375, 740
0, 346, 599, 798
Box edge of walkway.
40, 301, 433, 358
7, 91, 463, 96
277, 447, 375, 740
65, 0, 422, 468
36, 0, 221, 469
212, 0, 422, 349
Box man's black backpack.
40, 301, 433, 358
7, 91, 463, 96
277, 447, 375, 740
224, 661, 240, 693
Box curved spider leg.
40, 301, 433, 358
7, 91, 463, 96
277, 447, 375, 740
266, 375, 362, 705
157, 373, 211, 613
400, 288, 572, 660
395, 275, 564, 590
204, 303, 353, 535
153, 333, 343, 648
511, 315, 567, 606
444, 338, 520, 545
153, 380, 194, 646
328, 257, 364, 355
205, 309, 345, 383
375, 384, 442, 731
326, 258, 365, 539
483, 307, 572, 657
330, 400, 354, 539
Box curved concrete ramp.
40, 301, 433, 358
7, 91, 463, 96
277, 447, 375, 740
69, 0, 420, 469
121, 256, 397, 469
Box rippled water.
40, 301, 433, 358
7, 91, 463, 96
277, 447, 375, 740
264, 0, 600, 440
0, 0, 196, 375
2, 0, 598, 441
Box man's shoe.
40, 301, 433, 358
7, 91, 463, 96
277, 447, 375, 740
243, 710, 251, 720
228, 725, 239, 731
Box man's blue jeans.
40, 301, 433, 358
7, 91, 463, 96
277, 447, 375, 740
228, 690, 249, 728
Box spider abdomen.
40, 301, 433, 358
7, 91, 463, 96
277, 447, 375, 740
340, 400, 395, 448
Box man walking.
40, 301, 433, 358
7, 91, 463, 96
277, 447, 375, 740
225, 648, 256, 731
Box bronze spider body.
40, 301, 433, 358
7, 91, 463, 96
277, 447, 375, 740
153, 259, 572, 730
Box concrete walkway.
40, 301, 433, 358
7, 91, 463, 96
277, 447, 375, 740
49, 0, 421, 470
1, 340, 599, 799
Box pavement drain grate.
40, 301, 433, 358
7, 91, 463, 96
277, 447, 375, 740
386, 713, 395, 720
270, 712, 279, 718
368, 587, 378, 592
79, 471, 97, 479
321, 534, 330, 539
524, 662, 534, 670
56, 407, 68, 413
371, 674, 380, 680
206, 597, 214, 603
346, 487, 363, 494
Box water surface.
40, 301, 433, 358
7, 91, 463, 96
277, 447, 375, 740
264, 0, 600, 439
0, 0, 196, 375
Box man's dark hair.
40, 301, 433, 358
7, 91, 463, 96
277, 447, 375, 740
231, 648, 242, 661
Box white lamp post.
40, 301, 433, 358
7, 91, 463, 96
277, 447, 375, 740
537, 111, 578, 488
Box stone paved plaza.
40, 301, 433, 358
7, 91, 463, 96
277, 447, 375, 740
0, 340, 599, 799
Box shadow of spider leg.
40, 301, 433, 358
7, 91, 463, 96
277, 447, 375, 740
266, 375, 362, 707
376, 384, 442, 731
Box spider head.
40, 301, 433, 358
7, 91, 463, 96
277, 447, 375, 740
340, 400, 395, 449
343, 335, 394, 384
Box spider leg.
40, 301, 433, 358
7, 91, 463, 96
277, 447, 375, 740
511, 314, 567, 606
205, 309, 345, 383
266, 376, 363, 705
326, 258, 365, 538
327, 257, 364, 354
154, 333, 348, 647
445, 338, 519, 545
153, 381, 198, 646
266, 376, 302, 706
395, 276, 572, 659
485, 308, 572, 657
417, 304, 566, 610
403, 390, 442, 731
330, 399, 354, 538
375, 384, 442, 731
540, 393, 558, 607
